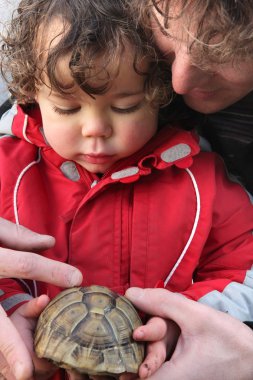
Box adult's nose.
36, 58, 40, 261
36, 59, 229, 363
171, 51, 210, 95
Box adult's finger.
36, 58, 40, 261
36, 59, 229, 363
137, 361, 185, 380
4, 297, 57, 380
125, 287, 207, 330
0, 218, 55, 251
0, 306, 34, 380
14, 296, 57, 380
133, 317, 167, 342
0, 249, 83, 287
134, 317, 179, 379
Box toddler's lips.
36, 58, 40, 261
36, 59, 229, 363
83, 154, 115, 164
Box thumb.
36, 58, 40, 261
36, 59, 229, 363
15, 296, 58, 380
0, 306, 34, 380
18, 294, 50, 319
125, 287, 204, 330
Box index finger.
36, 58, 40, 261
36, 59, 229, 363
0, 248, 83, 288
125, 287, 210, 329
0, 218, 55, 251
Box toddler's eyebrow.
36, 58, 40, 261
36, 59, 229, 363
113, 90, 144, 98
50, 91, 75, 99
49, 89, 144, 99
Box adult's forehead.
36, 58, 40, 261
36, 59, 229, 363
151, 0, 253, 67
150, 1, 195, 41
150, 0, 232, 41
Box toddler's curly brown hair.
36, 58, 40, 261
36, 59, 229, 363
1, 0, 171, 106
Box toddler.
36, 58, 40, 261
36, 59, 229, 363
0, 0, 253, 379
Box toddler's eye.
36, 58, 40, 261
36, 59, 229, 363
52, 106, 81, 115
111, 103, 142, 114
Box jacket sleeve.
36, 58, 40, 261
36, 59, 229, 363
0, 278, 34, 315
181, 155, 253, 321
0, 104, 35, 314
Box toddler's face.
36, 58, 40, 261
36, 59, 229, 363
35, 50, 158, 174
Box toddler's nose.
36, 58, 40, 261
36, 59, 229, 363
82, 115, 112, 138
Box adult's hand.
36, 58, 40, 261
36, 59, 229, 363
0, 218, 83, 380
0, 295, 56, 380
125, 287, 253, 380
0, 217, 82, 286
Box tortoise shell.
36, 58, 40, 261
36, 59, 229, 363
34, 285, 144, 376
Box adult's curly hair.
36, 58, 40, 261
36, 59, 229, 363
131, 0, 253, 67
0, 0, 171, 105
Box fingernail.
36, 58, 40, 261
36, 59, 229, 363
68, 269, 83, 287
135, 328, 145, 339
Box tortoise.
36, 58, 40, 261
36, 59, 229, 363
34, 285, 145, 377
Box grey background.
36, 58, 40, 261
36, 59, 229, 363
0, 0, 18, 104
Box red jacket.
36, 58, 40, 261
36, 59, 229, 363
0, 104, 253, 321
